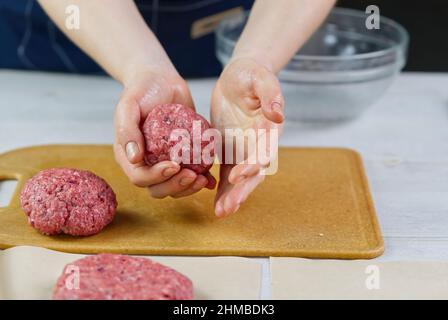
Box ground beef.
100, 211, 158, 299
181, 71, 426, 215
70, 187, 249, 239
142, 104, 214, 174
20, 168, 117, 236
53, 254, 193, 300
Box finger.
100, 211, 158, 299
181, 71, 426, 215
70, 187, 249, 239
227, 130, 274, 184
114, 95, 146, 164
214, 165, 234, 217
203, 172, 217, 189
253, 68, 285, 124
221, 174, 265, 217
172, 81, 196, 111
228, 163, 261, 185
148, 168, 197, 199
114, 143, 180, 187
171, 175, 209, 198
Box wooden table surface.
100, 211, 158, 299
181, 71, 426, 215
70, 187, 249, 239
1, 70, 447, 299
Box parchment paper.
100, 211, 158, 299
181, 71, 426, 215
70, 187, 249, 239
271, 257, 448, 299
0, 246, 261, 300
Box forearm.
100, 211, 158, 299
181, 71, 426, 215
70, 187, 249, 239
38, 0, 174, 84
233, 0, 336, 72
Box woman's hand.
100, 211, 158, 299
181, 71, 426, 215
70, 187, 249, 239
39, 0, 217, 198
209, 0, 335, 217
211, 57, 284, 217
114, 67, 216, 198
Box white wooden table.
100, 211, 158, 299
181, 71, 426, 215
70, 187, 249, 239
1, 70, 448, 299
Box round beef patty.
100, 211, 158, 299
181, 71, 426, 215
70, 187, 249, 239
53, 254, 193, 300
142, 104, 214, 174
20, 168, 117, 236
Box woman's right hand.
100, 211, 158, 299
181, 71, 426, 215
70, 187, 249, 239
114, 67, 216, 199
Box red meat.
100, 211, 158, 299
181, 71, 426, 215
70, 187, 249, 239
53, 254, 193, 300
20, 168, 117, 236
142, 104, 214, 174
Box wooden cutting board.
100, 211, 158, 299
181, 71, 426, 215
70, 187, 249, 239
0, 145, 384, 259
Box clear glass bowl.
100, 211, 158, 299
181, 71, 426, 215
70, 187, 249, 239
215, 7, 409, 122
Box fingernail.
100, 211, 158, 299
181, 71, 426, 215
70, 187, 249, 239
162, 167, 178, 177
180, 176, 195, 186
271, 102, 282, 113
223, 198, 235, 217
215, 202, 224, 217
234, 175, 246, 184
192, 178, 205, 190
125, 141, 139, 161
241, 165, 262, 177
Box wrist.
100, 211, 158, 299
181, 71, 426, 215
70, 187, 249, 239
121, 58, 178, 88
229, 50, 274, 72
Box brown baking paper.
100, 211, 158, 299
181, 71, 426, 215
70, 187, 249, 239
0, 246, 261, 300
271, 257, 448, 299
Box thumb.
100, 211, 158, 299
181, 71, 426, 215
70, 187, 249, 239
114, 95, 146, 164
253, 68, 285, 124
172, 80, 196, 111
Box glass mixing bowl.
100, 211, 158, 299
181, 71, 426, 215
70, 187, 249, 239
215, 7, 409, 122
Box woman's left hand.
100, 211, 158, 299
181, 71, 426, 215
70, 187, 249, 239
211, 57, 285, 217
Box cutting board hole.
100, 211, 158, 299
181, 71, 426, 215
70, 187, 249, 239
0, 179, 18, 207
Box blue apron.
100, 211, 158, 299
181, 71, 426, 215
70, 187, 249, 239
0, 0, 254, 77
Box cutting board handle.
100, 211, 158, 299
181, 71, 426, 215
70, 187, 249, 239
0, 166, 29, 210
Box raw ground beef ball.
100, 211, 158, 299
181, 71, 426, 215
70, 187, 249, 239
142, 104, 214, 174
53, 254, 193, 300
20, 168, 117, 236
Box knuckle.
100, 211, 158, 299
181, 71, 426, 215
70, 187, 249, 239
178, 80, 189, 94
116, 125, 128, 138
276, 93, 285, 106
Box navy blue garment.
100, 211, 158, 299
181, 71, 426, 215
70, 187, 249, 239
0, 0, 254, 77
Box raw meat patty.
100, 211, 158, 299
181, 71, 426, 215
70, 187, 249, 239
20, 168, 117, 236
53, 254, 193, 300
142, 104, 214, 174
